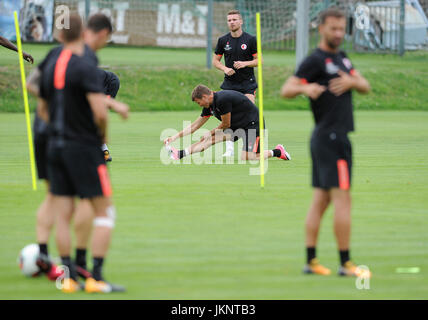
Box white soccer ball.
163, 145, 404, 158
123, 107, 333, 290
18, 244, 41, 277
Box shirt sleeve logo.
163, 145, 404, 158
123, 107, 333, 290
241, 44, 247, 50
342, 58, 353, 70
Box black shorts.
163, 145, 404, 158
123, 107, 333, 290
310, 131, 352, 190
228, 121, 261, 153
103, 70, 120, 98
34, 134, 48, 180
220, 78, 257, 95
47, 141, 112, 198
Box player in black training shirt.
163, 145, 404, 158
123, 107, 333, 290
281, 8, 371, 277
213, 10, 259, 157
26, 14, 128, 286
164, 85, 291, 162
37, 14, 126, 293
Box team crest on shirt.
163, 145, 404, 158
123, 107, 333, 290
224, 42, 232, 51
342, 58, 352, 70
241, 44, 247, 50
325, 58, 339, 74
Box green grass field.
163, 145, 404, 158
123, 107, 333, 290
0, 111, 427, 299
1, 44, 427, 112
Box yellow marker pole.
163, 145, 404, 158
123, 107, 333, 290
14, 11, 37, 191
256, 12, 265, 188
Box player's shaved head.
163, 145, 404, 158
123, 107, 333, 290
61, 14, 83, 42
192, 85, 212, 101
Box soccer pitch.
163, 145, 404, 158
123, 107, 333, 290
0, 111, 427, 299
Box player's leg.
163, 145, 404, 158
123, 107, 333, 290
84, 196, 125, 292
168, 131, 228, 160
34, 135, 65, 280
36, 184, 54, 246
240, 125, 290, 161
331, 187, 351, 253
66, 144, 124, 293
332, 189, 370, 278
302, 188, 332, 275
53, 195, 81, 292
305, 188, 330, 248
302, 132, 332, 275
73, 199, 94, 279
35, 181, 64, 280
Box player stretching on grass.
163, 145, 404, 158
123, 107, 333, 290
37, 14, 126, 293
165, 85, 291, 162
281, 8, 371, 277
213, 10, 258, 158
0, 35, 34, 63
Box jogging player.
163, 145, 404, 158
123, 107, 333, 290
281, 8, 371, 277
165, 85, 291, 162
213, 10, 258, 157
37, 14, 125, 293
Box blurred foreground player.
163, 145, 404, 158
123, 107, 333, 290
281, 8, 371, 277
26, 14, 128, 284
37, 14, 125, 293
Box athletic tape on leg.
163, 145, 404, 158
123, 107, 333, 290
93, 206, 116, 228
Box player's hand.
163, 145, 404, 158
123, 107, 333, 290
233, 61, 247, 69
23, 52, 34, 64
328, 70, 354, 96
111, 100, 129, 119
224, 67, 236, 76
304, 83, 326, 100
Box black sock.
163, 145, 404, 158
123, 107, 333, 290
75, 248, 87, 269
272, 149, 281, 157
339, 250, 350, 266
178, 150, 185, 159
307, 247, 316, 264
61, 256, 78, 280
39, 243, 48, 256
92, 257, 104, 281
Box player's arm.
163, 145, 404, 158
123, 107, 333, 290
281, 76, 326, 100
233, 53, 258, 70
87, 93, 109, 142
0, 36, 34, 63
206, 112, 231, 138
36, 97, 49, 123
164, 116, 209, 145
26, 68, 41, 96
328, 70, 370, 96
213, 53, 235, 76
104, 96, 129, 119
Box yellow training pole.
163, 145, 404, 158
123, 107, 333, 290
256, 12, 265, 188
14, 11, 37, 190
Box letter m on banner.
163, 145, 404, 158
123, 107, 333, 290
157, 3, 180, 34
